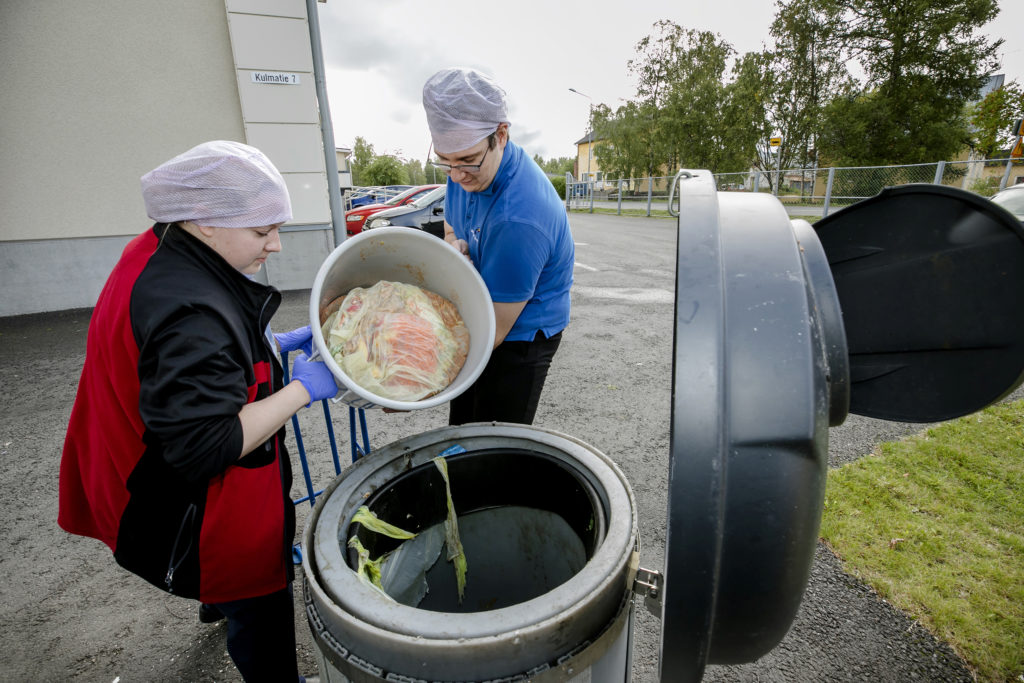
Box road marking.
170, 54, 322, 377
574, 261, 598, 272
638, 268, 673, 280
574, 242, 589, 246
573, 285, 674, 304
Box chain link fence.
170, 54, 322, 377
565, 174, 679, 215
566, 157, 1023, 219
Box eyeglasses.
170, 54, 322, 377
427, 143, 491, 174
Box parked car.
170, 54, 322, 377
363, 185, 446, 238
990, 184, 1024, 222
346, 185, 413, 209
345, 184, 442, 236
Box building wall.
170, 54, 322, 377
227, 0, 329, 230
977, 159, 1024, 188
336, 148, 354, 189
224, 0, 334, 292
1, 3, 245, 244
0, 0, 335, 316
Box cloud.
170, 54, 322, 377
514, 125, 542, 150
315, 0, 1023, 165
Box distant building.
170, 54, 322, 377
572, 131, 623, 192
573, 131, 602, 184
336, 147, 354, 190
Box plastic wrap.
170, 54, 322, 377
321, 281, 470, 402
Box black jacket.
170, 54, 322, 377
59, 224, 295, 602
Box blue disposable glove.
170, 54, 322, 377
274, 325, 313, 356
292, 353, 340, 406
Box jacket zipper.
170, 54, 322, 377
257, 293, 275, 339
165, 503, 197, 593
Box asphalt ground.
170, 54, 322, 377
0, 211, 991, 681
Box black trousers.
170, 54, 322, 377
449, 330, 562, 426
213, 586, 299, 683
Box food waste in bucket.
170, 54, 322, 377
319, 280, 470, 403
309, 227, 496, 411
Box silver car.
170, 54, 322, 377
990, 184, 1024, 221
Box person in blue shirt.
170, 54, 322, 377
422, 67, 575, 425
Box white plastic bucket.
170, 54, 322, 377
309, 227, 496, 411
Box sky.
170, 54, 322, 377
315, 0, 1023, 164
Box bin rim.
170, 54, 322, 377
304, 423, 637, 643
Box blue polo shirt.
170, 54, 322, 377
445, 141, 574, 342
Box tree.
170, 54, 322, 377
593, 101, 645, 185
817, 0, 1003, 165
970, 80, 1024, 158
532, 154, 575, 176
626, 20, 678, 175
766, 0, 852, 174
549, 175, 566, 199
349, 137, 432, 187
350, 136, 375, 186
619, 20, 761, 176
361, 155, 410, 186
660, 27, 739, 171
403, 158, 427, 185
720, 51, 771, 176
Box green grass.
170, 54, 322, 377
820, 400, 1024, 682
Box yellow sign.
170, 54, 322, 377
1012, 136, 1023, 159
769, 136, 782, 147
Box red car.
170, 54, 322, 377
345, 184, 442, 235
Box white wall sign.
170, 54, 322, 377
251, 71, 301, 85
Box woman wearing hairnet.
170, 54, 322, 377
58, 140, 337, 682
423, 67, 575, 425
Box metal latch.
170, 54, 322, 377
665, 169, 696, 217
632, 565, 663, 617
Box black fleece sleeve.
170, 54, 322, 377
137, 305, 248, 483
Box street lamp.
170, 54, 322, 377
569, 88, 593, 185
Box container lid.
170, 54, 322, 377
660, 173, 843, 680
813, 184, 1024, 421
659, 177, 1024, 681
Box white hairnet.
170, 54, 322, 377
140, 140, 292, 228
422, 67, 510, 154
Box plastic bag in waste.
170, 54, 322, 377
348, 510, 447, 606
321, 281, 470, 402
434, 456, 467, 602
351, 505, 417, 540
348, 535, 391, 598
378, 524, 446, 606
